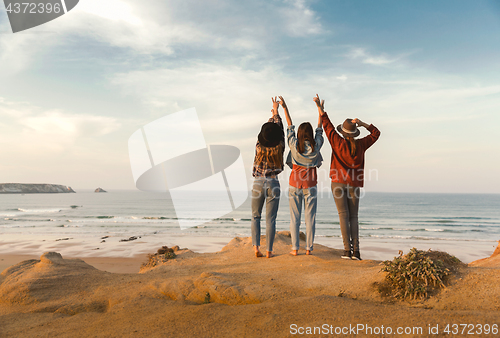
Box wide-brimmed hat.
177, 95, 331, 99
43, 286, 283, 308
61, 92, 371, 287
258, 122, 284, 147
337, 118, 360, 138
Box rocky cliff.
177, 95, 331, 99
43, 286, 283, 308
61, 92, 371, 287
0, 183, 76, 194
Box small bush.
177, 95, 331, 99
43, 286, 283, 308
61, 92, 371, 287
204, 292, 211, 304
141, 254, 158, 270
140, 246, 179, 270
165, 252, 176, 260
380, 248, 460, 300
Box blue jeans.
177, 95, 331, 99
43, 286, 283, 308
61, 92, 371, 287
331, 182, 361, 252
289, 186, 317, 251
251, 177, 280, 252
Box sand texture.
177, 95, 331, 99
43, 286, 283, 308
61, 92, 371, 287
1, 233, 499, 337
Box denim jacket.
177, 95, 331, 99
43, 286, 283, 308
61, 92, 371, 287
285, 125, 324, 169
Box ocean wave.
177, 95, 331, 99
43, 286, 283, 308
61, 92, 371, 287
435, 216, 494, 220
365, 234, 491, 241
316, 220, 340, 225
7, 218, 55, 222
17, 208, 62, 213
414, 219, 499, 225
360, 226, 481, 233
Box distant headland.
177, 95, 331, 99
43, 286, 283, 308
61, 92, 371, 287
0, 183, 76, 194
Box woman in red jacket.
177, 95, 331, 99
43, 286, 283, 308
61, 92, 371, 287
314, 94, 380, 260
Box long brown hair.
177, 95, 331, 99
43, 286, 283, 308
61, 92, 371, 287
255, 143, 284, 169
297, 122, 315, 154
345, 136, 357, 157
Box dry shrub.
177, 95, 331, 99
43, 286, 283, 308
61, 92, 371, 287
380, 247, 465, 300
141, 246, 178, 269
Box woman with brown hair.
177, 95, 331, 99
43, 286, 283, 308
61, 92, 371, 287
314, 94, 380, 260
251, 97, 285, 258
280, 96, 324, 256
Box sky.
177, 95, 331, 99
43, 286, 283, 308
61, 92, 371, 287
0, 0, 499, 193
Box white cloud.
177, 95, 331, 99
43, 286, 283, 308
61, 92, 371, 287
0, 0, 326, 75
0, 26, 59, 74
282, 0, 323, 36
110, 63, 285, 133
77, 0, 142, 25
348, 48, 400, 65
0, 99, 120, 153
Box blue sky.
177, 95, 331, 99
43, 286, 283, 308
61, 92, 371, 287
0, 0, 499, 193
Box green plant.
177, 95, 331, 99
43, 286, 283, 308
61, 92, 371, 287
165, 251, 176, 260
204, 292, 211, 304
380, 248, 451, 300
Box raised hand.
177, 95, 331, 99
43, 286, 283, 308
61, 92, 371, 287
278, 95, 287, 110
278, 95, 292, 126
314, 94, 326, 116
352, 118, 369, 128
271, 96, 280, 115
313, 94, 321, 107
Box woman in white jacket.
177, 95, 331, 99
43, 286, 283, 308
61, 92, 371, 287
280, 96, 324, 256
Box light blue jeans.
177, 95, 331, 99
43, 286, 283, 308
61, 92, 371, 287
251, 177, 280, 252
289, 186, 317, 251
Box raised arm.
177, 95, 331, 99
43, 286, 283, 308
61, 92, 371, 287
268, 96, 284, 129
352, 118, 370, 129
271, 96, 280, 117
314, 95, 341, 146
353, 118, 381, 150
315, 95, 325, 128
313, 94, 326, 129
278, 96, 292, 126
313, 94, 326, 117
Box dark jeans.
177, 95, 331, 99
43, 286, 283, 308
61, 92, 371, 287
251, 177, 280, 252
331, 182, 361, 252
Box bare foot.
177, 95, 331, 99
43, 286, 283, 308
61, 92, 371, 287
290, 250, 298, 256
306, 250, 312, 255
254, 246, 263, 258
266, 251, 274, 258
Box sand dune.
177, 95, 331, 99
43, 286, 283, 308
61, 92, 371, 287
468, 241, 500, 268
1, 233, 499, 337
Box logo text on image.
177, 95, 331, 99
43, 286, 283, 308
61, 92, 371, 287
128, 108, 249, 229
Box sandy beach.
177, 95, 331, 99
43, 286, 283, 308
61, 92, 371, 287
1, 232, 499, 337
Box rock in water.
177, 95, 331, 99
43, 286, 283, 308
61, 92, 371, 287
94, 187, 107, 193
0, 183, 75, 194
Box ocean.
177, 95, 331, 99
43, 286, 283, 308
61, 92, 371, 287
1, 190, 499, 262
